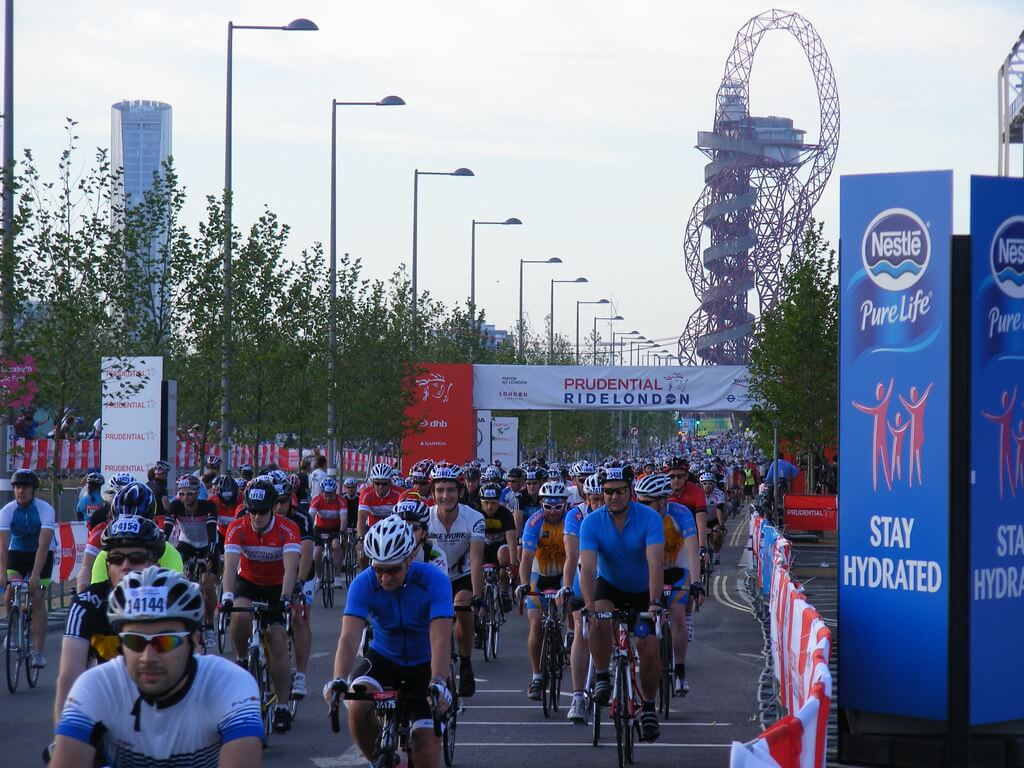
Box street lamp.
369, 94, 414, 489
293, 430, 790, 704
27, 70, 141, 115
412, 167, 475, 339
549, 277, 587, 363
614, 330, 641, 366
593, 315, 623, 365
471, 217, 522, 312
633, 340, 657, 365
518, 258, 561, 361
327, 95, 404, 476
576, 298, 609, 364
223, 17, 318, 469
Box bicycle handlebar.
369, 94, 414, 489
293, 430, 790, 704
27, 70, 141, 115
580, 608, 662, 640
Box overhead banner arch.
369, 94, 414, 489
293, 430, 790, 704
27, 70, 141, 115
471, 365, 751, 412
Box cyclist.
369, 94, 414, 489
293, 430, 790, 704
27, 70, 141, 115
212, 474, 240, 557
408, 459, 435, 501
499, 466, 526, 519
701, 471, 727, 566
396, 494, 448, 573
76, 472, 105, 523
239, 463, 256, 486
634, 473, 704, 696
666, 456, 709, 573
52, 567, 263, 767
579, 462, 665, 743
168, 474, 218, 648
148, 459, 172, 513
519, 468, 545, 529
357, 463, 402, 568
312, 476, 346, 588
0, 469, 56, 670
427, 461, 485, 698
53, 516, 164, 726
518, 480, 581, 701
80, 482, 183, 592
460, 464, 483, 511
567, 461, 594, 506
86, 471, 135, 531
478, 482, 517, 612
323, 517, 453, 768
563, 471, 605, 724
221, 477, 302, 734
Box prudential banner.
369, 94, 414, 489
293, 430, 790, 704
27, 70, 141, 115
838, 171, 952, 720
101, 357, 163, 482
969, 175, 1024, 725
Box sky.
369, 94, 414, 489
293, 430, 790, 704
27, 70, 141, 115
9, 1, 1023, 358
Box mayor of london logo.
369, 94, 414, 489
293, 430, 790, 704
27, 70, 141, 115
861, 208, 931, 292
990, 215, 1024, 300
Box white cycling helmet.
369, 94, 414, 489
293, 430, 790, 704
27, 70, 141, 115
102, 471, 137, 504
634, 474, 672, 498
699, 471, 716, 484
538, 480, 568, 499
107, 566, 204, 630
570, 460, 595, 478
363, 516, 416, 566
368, 463, 394, 482
582, 473, 603, 496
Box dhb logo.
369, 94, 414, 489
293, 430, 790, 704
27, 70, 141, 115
861, 208, 930, 292
990, 215, 1024, 300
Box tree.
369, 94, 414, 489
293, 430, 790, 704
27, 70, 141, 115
747, 220, 838, 490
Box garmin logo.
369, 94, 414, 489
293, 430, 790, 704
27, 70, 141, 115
861, 208, 931, 292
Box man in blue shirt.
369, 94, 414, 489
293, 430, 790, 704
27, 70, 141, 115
324, 516, 453, 768
75, 473, 105, 523
764, 458, 799, 487
579, 462, 664, 743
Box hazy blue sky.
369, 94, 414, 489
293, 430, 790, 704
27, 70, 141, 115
10, 1, 1023, 355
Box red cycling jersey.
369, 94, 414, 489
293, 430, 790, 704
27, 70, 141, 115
358, 485, 402, 528
669, 481, 707, 514
211, 497, 237, 541
224, 513, 301, 586
310, 493, 345, 531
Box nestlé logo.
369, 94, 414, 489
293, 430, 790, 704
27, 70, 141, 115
861, 208, 930, 292
990, 215, 1024, 300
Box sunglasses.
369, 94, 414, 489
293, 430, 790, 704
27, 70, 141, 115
602, 486, 630, 496
177, 491, 197, 498
373, 481, 391, 487
541, 500, 565, 509
107, 552, 153, 566
119, 631, 191, 653
373, 563, 405, 576
667, 474, 687, 480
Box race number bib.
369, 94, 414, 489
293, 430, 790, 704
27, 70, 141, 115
123, 586, 168, 616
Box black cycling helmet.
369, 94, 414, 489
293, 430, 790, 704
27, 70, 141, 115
244, 477, 278, 513
663, 456, 688, 472
218, 475, 239, 504
597, 461, 635, 485
394, 497, 430, 525
463, 465, 481, 482
479, 483, 502, 501
11, 469, 39, 489
112, 482, 157, 519
101, 515, 165, 555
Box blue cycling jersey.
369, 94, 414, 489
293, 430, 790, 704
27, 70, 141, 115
0, 498, 56, 552
344, 560, 454, 666
76, 491, 104, 522
579, 501, 664, 594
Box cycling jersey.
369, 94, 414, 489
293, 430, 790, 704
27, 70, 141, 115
413, 540, 449, 573
428, 504, 485, 580
578, 502, 665, 594
705, 487, 726, 508
481, 505, 516, 549
0, 497, 56, 552
224, 513, 301, 587
663, 502, 697, 570
358, 486, 402, 527
499, 487, 521, 512
669, 481, 707, 514
286, 507, 315, 582
64, 581, 120, 662
310, 492, 345, 531
565, 486, 583, 506
211, 497, 236, 542
344, 560, 455, 666
90, 543, 183, 585
76, 491, 104, 523
56, 654, 263, 766
168, 498, 217, 548
521, 510, 573, 577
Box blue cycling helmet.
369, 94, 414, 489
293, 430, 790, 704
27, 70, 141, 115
321, 477, 339, 494
112, 482, 157, 519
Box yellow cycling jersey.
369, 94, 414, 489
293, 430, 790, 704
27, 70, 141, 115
91, 543, 183, 584
522, 512, 567, 577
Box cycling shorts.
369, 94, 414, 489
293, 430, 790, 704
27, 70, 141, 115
351, 648, 434, 730
235, 577, 286, 625
450, 573, 473, 601
178, 542, 219, 577
315, 527, 344, 543
482, 541, 509, 565
6, 549, 53, 587
526, 573, 563, 611
664, 566, 689, 606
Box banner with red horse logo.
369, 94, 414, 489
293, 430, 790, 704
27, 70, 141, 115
402, 364, 475, 471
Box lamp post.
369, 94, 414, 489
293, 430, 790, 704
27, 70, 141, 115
628, 336, 647, 366
471, 217, 521, 312
576, 298, 609, 364
633, 341, 656, 365
593, 315, 623, 365
327, 95, 404, 476
223, 17, 318, 470
0, 0, 13, 497
549, 277, 587, 363
412, 167, 475, 341
518, 257, 561, 361
614, 330, 640, 366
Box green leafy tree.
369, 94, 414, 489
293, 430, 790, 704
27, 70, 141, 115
748, 220, 838, 490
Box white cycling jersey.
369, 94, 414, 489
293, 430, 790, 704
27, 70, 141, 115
428, 503, 485, 580
705, 487, 726, 508
56, 654, 263, 767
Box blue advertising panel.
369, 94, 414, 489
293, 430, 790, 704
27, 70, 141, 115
969, 176, 1024, 725
838, 171, 952, 719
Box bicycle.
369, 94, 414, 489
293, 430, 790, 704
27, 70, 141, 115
319, 533, 337, 608
520, 589, 568, 718
480, 564, 507, 662
225, 602, 279, 739
182, 554, 212, 653
4, 579, 41, 693
583, 608, 661, 768
286, 599, 305, 719
341, 530, 359, 586
443, 630, 461, 766
656, 587, 675, 721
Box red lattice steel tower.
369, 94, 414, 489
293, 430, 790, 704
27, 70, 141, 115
678, 9, 839, 365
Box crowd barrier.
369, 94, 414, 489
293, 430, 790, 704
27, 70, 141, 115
10, 437, 396, 475
52, 521, 88, 584
730, 515, 833, 768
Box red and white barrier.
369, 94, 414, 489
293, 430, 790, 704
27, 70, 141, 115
731, 516, 832, 768
52, 521, 88, 584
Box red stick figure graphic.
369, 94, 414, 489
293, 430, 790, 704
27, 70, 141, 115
899, 383, 933, 488
981, 388, 1017, 500
1012, 418, 1024, 496
852, 378, 894, 492
888, 412, 910, 482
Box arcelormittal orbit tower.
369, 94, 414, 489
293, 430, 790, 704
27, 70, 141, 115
678, 9, 839, 365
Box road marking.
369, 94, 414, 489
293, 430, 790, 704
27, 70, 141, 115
712, 575, 749, 613
309, 651, 333, 660
454, 742, 732, 748
463, 704, 545, 709
738, 652, 763, 660
458, 721, 734, 727
311, 745, 364, 766
730, 522, 746, 547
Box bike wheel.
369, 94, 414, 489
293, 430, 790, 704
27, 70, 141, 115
540, 631, 551, 718
443, 677, 458, 766
248, 648, 271, 739
613, 695, 626, 768
217, 611, 228, 655
488, 618, 500, 661
658, 627, 672, 720
591, 698, 601, 746
5, 606, 21, 694
547, 637, 562, 713
322, 556, 333, 608
25, 604, 40, 688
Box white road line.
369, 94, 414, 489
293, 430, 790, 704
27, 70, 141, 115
308, 651, 333, 660
455, 742, 732, 748
464, 705, 548, 709
458, 721, 734, 727
712, 575, 749, 613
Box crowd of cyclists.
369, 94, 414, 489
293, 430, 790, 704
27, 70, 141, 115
0, 432, 773, 767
